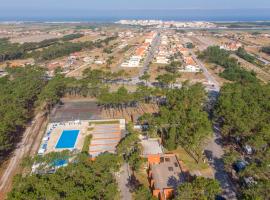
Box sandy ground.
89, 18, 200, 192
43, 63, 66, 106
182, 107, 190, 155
242, 36, 270, 46
10, 34, 61, 43
72, 35, 101, 43
148, 63, 210, 86
203, 63, 229, 86
101, 103, 159, 122
65, 35, 142, 78
148, 63, 166, 82
66, 63, 91, 77
188, 35, 230, 51
179, 72, 207, 83
246, 46, 270, 59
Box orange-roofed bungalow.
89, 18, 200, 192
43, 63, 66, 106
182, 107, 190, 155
136, 47, 146, 57
184, 56, 197, 66
147, 154, 189, 200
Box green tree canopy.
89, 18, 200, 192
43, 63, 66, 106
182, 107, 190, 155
0, 66, 46, 157
175, 177, 221, 200
199, 46, 258, 83
8, 153, 121, 200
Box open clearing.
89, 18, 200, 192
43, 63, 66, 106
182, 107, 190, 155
171, 147, 214, 178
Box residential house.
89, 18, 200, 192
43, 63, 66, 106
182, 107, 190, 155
147, 154, 189, 200
179, 65, 201, 73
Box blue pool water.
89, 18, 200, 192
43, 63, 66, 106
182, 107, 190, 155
53, 159, 68, 167
56, 130, 80, 149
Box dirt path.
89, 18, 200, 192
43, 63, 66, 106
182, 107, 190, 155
65, 63, 89, 77
0, 112, 46, 199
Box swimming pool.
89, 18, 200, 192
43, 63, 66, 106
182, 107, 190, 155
56, 130, 80, 149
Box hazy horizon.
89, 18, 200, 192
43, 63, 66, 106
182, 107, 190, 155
1, 8, 270, 22
1, 0, 270, 22
1, 0, 270, 10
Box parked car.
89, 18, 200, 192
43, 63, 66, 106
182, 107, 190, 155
204, 150, 213, 163
215, 195, 226, 200
243, 145, 253, 155
241, 176, 257, 187
233, 160, 248, 173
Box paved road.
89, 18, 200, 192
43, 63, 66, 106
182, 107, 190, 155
0, 112, 45, 198
139, 32, 161, 77
190, 50, 220, 92
114, 33, 161, 87
190, 51, 237, 199
204, 124, 237, 200
115, 163, 132, 200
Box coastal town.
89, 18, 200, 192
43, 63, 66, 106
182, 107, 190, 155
0, 18, 270, 200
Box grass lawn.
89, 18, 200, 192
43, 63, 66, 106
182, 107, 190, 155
170, 147, 213, 178
89, 120, 120, 126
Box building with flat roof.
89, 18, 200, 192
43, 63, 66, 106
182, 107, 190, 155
179, 65, 201, 73
140, 137, 164, 157
156, 56, 169, 64
148, 154, 189, 200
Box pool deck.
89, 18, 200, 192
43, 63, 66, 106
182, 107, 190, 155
45, 121, 89, 154
38, 119, 126, 157
89, 123, 124, 158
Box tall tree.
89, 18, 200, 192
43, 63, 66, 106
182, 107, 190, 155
8, 153, 121, 200
175, 177, 221, 200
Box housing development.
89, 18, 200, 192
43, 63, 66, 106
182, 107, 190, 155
0, 19, 270, 200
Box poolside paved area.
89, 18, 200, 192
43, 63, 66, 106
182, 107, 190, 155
38, 118, 126, 158
40, 121, 89, 154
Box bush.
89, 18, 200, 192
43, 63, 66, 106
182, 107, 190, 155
261, 46, 270, 55
82, 135, 92, 153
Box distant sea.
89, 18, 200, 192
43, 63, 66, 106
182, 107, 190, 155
1, 9, 270, 22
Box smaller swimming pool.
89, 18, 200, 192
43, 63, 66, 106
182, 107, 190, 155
52, 159, 68, 167
56, 130, 80, 149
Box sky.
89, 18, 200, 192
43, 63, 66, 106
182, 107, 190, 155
1, 0, 270, 11
0, 0, 270, 21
